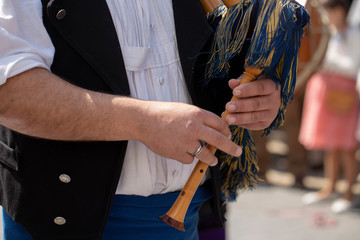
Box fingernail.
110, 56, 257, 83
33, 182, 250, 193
210, 159, 218, 167
227, 104, 235, 111
234, 90, 241, 97
228, 134, 232, 139
229, 116, 236, 124
236, 148, 242, 156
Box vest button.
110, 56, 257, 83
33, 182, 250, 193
56, 9, 67, 20
59, 174, 71, 183
54, 216, 66, 225
159, 77, 164, 85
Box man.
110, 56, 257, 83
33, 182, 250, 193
0, 0, 280, 239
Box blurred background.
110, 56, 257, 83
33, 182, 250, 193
224, 0, 360, 239
1, 0, 359, 239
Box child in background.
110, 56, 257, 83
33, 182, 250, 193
357, 73, 360, 141
299, 0, 360, 213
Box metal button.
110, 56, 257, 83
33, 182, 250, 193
150, 24, 154, 30
159, 77, 164, 85
59, 174, 71, 183
54, 216, 66, 225
56, 9, 67, 20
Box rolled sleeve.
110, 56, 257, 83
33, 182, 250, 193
0, 0, 54, 85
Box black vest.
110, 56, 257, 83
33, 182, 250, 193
0, 0, 231, 239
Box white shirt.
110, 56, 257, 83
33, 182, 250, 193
0, 0, 203, 196
322, 27, 360, 81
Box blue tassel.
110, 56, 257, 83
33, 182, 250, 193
206, 0, 256, 81
206, 4, 227, 29
205, 0, 310, 201
246, 0, 310, 135
218, 125, 260, 201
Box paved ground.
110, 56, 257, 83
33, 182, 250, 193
226, 178, 360, 240
223, 129, 360, 240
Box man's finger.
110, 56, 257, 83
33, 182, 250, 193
199, 125, 242, 157
225, 96, 270, 113
202, 110, 232, 139
225, 110, 270, 125
232, 79, 277, 98
228, 78, 242, 90
194, 146, 218, 166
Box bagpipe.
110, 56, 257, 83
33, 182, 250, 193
159, 0, 310, 231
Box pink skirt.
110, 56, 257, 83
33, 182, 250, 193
299, 72, 359, 150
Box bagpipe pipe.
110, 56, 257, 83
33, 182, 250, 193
159, 0, 310, 231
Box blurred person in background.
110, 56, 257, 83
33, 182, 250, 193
299, 0, 360, 213
347, 0, 360, 27
357, 76, 360, 142
357, 69, 360, 142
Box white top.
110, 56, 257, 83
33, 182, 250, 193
322, 27, 360, 81
348, 0, 360, 27
0, 0, 204, 196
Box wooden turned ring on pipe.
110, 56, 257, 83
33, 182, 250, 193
200, 0, 222, 14
222, 0, 241, 7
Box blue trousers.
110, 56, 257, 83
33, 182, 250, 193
3, 183, 212, 240
2, 210, 32, 240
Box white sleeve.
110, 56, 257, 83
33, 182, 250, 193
0, 0, 55, 85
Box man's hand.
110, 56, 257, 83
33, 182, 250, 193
137, 101, 243, 167
224, 75, 281, 130
0, 68, 242, 167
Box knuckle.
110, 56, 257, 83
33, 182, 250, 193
185, 119, 200, 133
241, 114, 250, 124
253, 98, 261, 109
218, 117, 228, 132
185, 120, 196, 131
251, 113, 259, 123
191, 107, 203, 117
185, 108, 204, 131
214, 133, 224, 146
258, 81, 266, 93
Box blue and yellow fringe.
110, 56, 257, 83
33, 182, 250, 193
206, 0, 310, 201
217, 126, 260, 201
